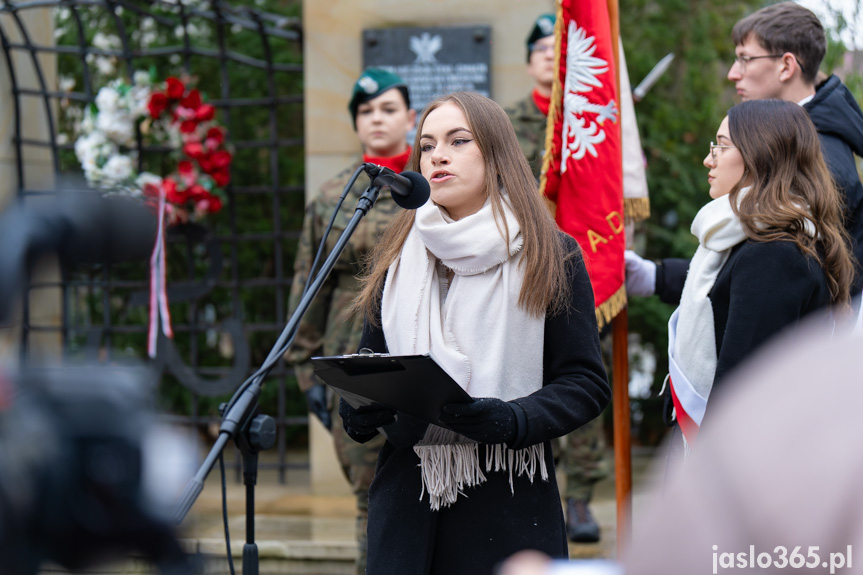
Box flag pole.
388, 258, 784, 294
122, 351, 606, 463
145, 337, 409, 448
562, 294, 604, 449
607, 0, 633, 556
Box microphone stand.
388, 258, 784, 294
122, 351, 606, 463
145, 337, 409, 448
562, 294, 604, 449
172, 182, 382, 575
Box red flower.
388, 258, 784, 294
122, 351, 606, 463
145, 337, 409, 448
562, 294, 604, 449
162, 177, 177, 195
206, 127, 224, 145
178, 160, 195, 176
195, 104, 215, 122
197, 154, 214, 174
166, 77, 185, 100
180, 119, 198, 134
141, 181, 162, 198
211, 169, 231, 188
211, 150, 232, 169
183, 142, 204, 159
180, 89, 201, 109
148, 92, 168, 119
164, 178, 188, 205
187, 184, 209, 200
206, 196, 223, 213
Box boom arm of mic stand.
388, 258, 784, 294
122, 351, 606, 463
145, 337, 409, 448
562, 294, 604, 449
172, 185, 382, 525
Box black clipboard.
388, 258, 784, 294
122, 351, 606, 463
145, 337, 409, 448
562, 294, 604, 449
310, 353, 473, 426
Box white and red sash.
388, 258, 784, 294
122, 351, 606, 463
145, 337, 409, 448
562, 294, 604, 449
667, 308, 708, 446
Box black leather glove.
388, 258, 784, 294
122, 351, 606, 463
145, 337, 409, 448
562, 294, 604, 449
438, 398, 517, 445
304, 385, 332, 430
339, 398, 396, 441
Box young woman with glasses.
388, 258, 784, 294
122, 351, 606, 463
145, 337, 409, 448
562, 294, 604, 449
625, 99, 853, 453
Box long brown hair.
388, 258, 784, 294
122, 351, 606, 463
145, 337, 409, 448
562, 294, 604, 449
726, 99, 854, 307
354, 91, 572, 323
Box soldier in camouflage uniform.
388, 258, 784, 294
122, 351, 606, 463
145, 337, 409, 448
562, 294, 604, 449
285, 68, 415, 575
505, 14, 610, 544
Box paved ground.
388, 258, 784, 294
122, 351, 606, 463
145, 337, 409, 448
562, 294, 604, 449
41, 445, 665, 574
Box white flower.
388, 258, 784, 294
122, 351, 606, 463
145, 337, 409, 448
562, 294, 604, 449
101, 154, 134, 185
143, 31, 158, 47
136, 172, 163, 189
95, 57, 116, 76
59, 75, 75, 92
92, 32, 121, 52
133, 70, 151, 86
129, 86, 152, 118
57, 133, 69, 145
95, 86, 120, 113
75, 131, 106, 164
97, 111, 135, 146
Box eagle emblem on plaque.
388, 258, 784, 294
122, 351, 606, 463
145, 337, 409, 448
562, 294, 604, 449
410, 32, 443, 64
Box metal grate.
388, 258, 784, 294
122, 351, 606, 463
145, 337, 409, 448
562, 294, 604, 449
0, 0, 308, 481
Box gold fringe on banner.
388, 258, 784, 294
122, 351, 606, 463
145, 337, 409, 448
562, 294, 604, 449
624, 197, 651, 223
538, 0, 565, 203
595, 283, 627, 331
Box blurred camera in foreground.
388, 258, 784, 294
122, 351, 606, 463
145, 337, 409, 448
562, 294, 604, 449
0, 361, 198, 575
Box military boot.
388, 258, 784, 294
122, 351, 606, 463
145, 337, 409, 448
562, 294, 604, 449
566, 497, 600, 543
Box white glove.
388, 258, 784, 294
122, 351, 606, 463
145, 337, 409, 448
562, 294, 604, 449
624, 250, 656, 297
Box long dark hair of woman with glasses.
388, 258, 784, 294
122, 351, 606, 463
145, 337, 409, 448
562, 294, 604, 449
625, 99, 853, 453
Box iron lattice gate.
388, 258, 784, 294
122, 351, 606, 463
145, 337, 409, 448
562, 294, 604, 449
0, 0, 308, 481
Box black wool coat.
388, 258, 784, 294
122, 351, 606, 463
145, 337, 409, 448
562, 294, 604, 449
344, 235, 610, 575
656, 239, 833, 427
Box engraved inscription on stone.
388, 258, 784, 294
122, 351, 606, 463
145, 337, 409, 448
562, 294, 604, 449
363, 25, 492, 115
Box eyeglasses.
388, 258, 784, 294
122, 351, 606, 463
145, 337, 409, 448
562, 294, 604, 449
530, 43, 555, 55
733, 53, 807, 73
709, 141, 735, 161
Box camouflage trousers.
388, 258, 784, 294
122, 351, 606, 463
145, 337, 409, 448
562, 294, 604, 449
553, 415, 609, 500
553, 331, 613, 501
330, 403, 385, 575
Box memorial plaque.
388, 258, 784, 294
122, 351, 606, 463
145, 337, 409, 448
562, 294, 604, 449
363, 25, 492, 122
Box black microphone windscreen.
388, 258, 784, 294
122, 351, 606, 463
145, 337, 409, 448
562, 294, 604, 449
395, 171, 430, 210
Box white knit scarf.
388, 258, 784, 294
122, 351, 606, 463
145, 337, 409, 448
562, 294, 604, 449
672, 191, 748, 405
381, 196, 547, 510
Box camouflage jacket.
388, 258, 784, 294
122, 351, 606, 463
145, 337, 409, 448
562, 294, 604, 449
505, 93, 548, 181
285, 161, 402, 391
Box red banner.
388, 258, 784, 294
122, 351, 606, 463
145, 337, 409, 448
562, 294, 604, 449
540, 0, 625, 329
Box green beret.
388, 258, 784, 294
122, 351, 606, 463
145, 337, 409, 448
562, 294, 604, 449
526, 13, 556, 61
348, 68, 409, 127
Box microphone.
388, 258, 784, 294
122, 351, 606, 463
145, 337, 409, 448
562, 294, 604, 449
363, 164, 430, 209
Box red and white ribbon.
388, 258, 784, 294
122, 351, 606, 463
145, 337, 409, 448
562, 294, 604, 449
148, 184, 174, 358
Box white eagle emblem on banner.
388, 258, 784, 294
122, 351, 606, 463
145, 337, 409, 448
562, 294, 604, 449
561, 21, 619, 171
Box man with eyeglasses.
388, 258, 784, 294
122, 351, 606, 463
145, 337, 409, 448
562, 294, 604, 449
728, 2, 863, 293
504, 13, 610, 546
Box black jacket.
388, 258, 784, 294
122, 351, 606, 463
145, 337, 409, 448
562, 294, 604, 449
805, 75, 863, 291
347, 234, 610, 575
656, 240, 832, 425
